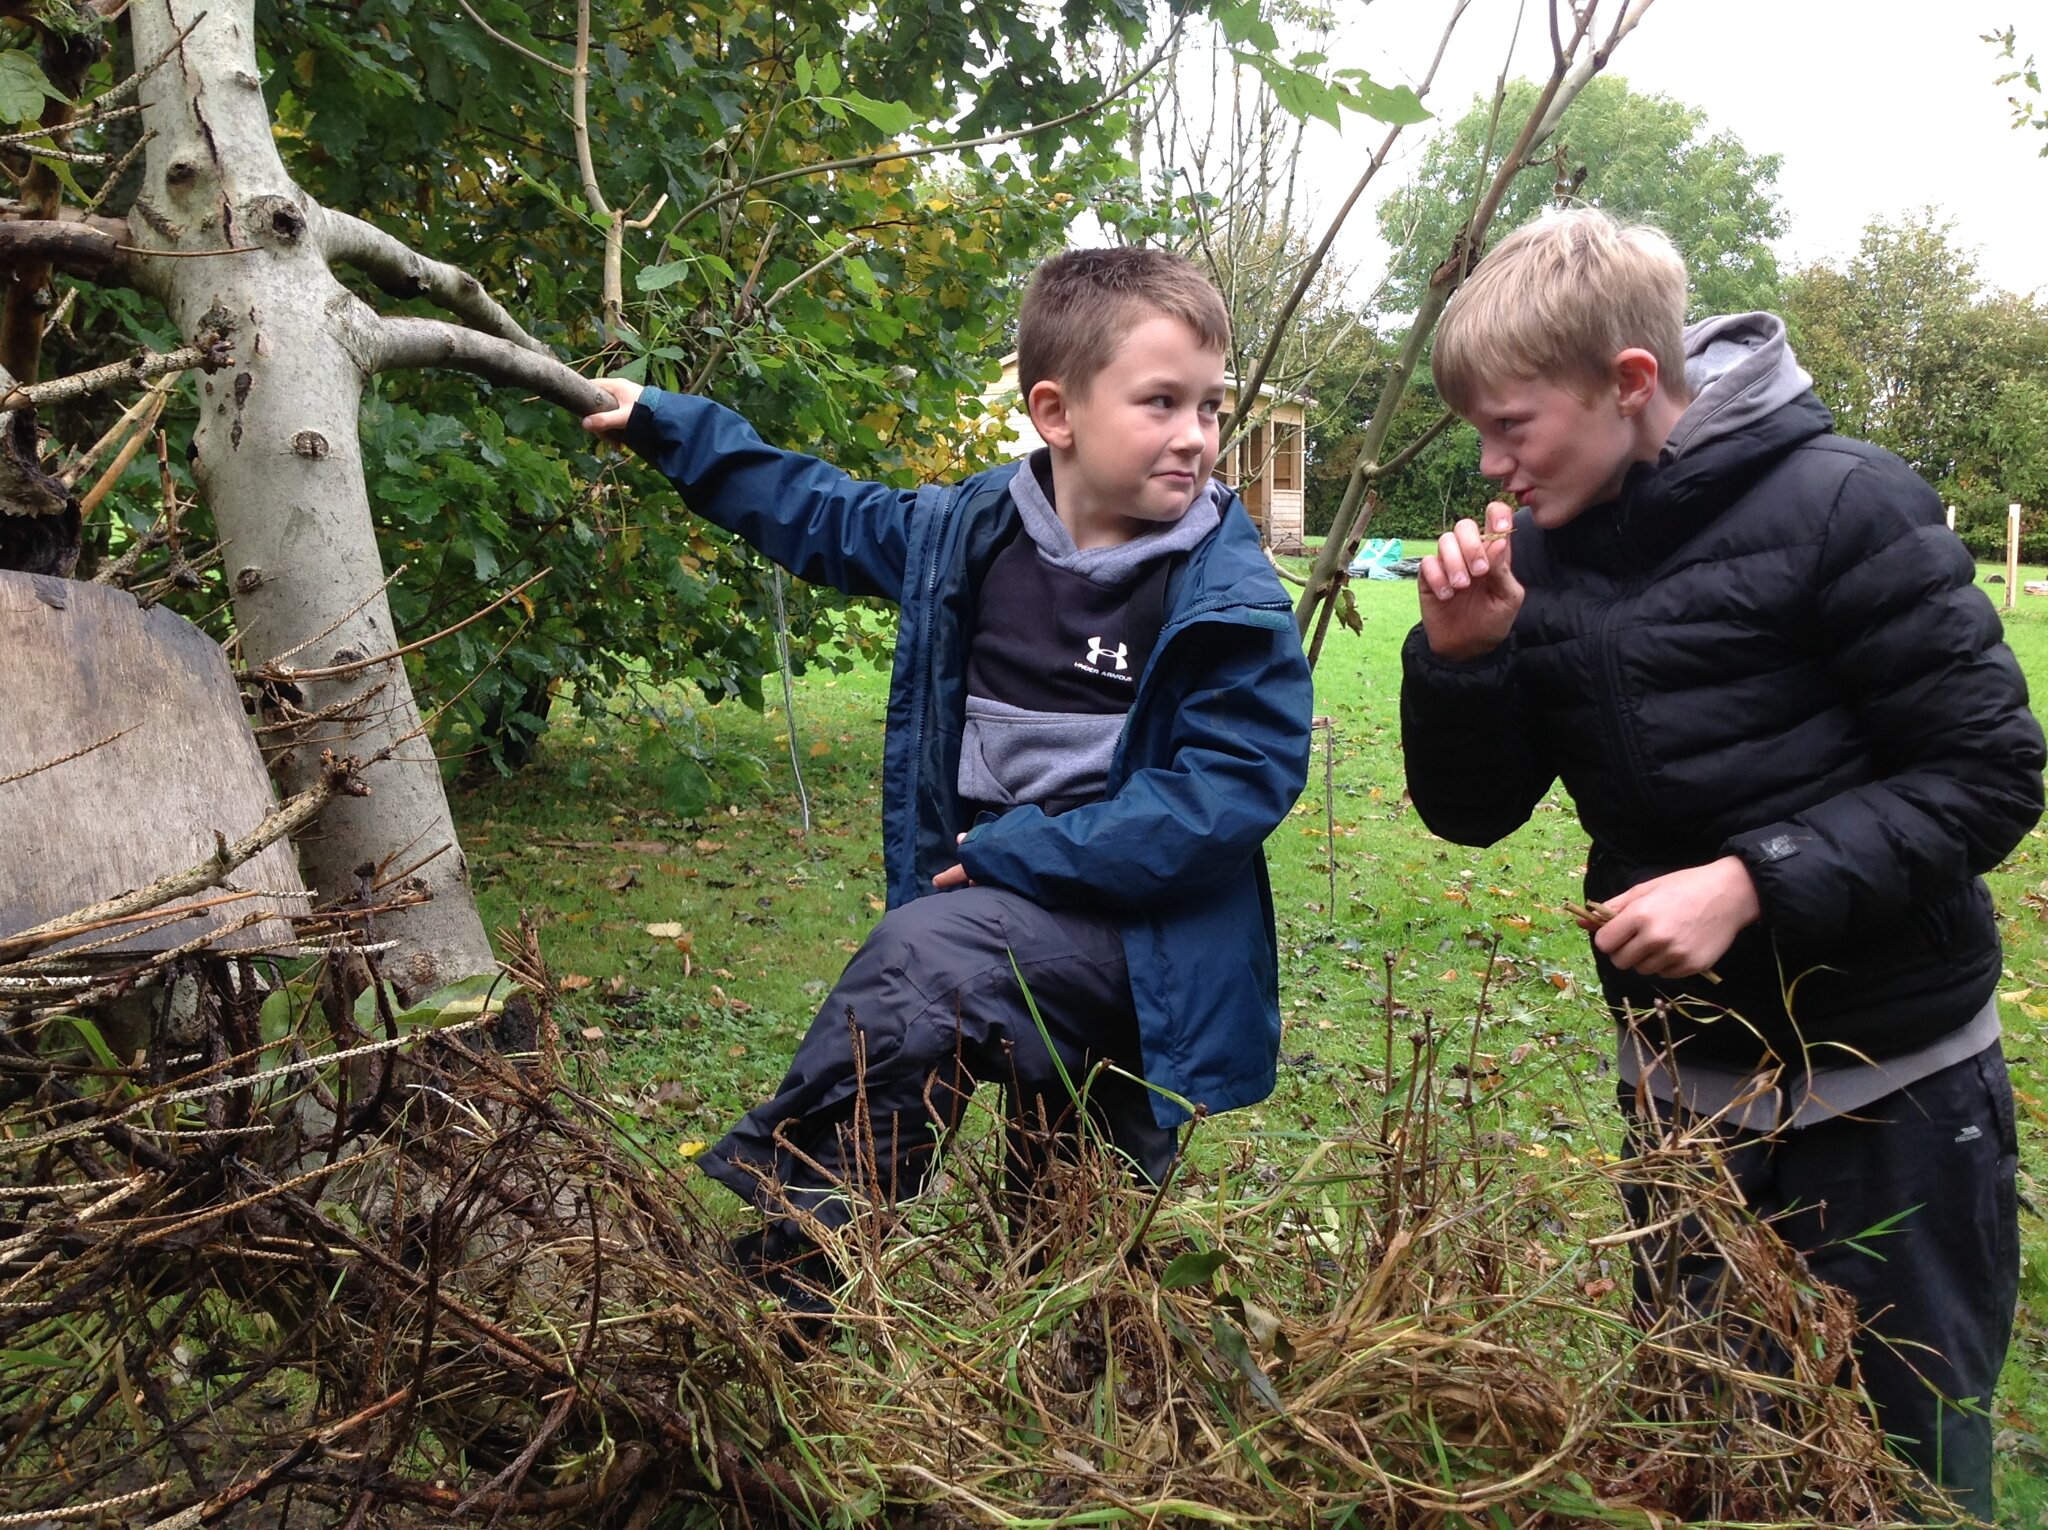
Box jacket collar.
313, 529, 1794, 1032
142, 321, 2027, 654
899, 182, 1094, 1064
1553, 391, 1834, 573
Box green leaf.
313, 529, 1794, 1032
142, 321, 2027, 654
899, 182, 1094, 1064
794, 54, 813, 96
0, 51, 59, 125
813, 53, 841, 96
1160, 1248, 1230, 1289
1333, 69, 1432, 127
636, 259, 695, 292
1208, 1311, 1288, 1414
837, 90, 916, 137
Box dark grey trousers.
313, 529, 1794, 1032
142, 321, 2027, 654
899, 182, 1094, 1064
702, 887, 1176, 1235
1621, 1043, 2019, 1522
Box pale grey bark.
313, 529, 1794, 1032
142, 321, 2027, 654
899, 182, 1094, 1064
121, 0, 598, 999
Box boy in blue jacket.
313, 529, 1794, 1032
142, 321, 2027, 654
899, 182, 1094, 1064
1401, 209, 2043, 1518
582, 248, 1313, 1298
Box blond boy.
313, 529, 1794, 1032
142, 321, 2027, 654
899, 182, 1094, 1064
1400, 208, 2043, 1517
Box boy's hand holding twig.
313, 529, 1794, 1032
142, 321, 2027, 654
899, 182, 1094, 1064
1571, 856, 1760, 980
1418, 499, 1522, 661
582, 376, 643, 437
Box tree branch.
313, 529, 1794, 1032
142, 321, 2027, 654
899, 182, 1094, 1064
0, 341, 223, 412
365, 315, 610, 415
0, 216, 132, 282
316, 207, 549, 354
1292, 0, 1656, 645
1220, 0, 1475, 454
668, 22, 1185, 233
0, 755, 358, 961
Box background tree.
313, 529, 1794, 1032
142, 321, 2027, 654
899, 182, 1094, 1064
1378, 74, 1786, 316
0, 0, 1235, 994
1782, 210, 2048, 556
1297, 71, 1785, 564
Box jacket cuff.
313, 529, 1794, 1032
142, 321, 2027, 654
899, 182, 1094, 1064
622, 385, 672, 453
1400, 624, 1517, 689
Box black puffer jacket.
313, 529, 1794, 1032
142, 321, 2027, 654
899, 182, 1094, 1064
1402, 372, 2044, 1067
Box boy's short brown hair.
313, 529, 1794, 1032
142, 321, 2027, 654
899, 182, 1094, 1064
1432, 208, 1689, 415
1017, 247, 1230, 398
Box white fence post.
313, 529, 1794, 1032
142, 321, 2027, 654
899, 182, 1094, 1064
2008, 503, 2022, 612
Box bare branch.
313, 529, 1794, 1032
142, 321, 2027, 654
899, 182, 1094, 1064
1, 756, 359, 961
1360, 409, 1458, 483
0, 216, 132, 282
570, 0, 627, 337
1292, 0, 1656, 644
0, 341, 221, 412
315, 207, 548, 354
453, 0, 573, 75
1221, 0, 1475, 453
241, 569, 553, 685
366, 315, 611, 415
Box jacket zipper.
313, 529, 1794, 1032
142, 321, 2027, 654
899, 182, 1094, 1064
1108, 592, 1293, 789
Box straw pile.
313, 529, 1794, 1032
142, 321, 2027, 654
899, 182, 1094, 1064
0, 923, 1945, 1527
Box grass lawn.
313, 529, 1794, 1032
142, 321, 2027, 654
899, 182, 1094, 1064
457, 563, 2048, 1524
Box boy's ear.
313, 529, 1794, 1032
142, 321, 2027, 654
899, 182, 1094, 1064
1612, 348, 1662, 417
1027, 379, 1075, 450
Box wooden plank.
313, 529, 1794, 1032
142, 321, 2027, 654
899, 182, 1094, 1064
0, 572, 307, 957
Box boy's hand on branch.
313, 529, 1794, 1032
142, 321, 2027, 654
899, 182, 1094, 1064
1418, 500, 1522, 662
1588, 857, 1761, 979
581, 376, 643, 437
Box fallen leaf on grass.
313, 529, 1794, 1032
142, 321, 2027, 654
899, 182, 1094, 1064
693, 838, 726, 854
678, 1141, 707, 1159
605, 870, 638, 892
644, 921, 684, 939
559, 973, 594, 991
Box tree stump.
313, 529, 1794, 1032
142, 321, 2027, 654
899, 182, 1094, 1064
0, 571, 305, 957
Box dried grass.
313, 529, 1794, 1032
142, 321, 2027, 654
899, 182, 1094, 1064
0, 923, 1951, 1528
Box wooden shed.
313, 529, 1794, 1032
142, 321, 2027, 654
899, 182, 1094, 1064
983, 358, 1310, 551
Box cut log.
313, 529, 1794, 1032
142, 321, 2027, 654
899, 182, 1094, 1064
0, 570, 306, 957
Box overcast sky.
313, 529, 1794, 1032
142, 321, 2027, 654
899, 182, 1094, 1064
1294, 0, 2047, 302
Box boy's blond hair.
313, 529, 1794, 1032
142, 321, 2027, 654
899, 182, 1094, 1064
1017, 247, 1230, 399
1432, 209, 1689, 414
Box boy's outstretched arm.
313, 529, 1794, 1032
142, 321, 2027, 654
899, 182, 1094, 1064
581, 377, 916, 600
1721, 465, 2045, 944
956, 621, 1312, 911
1401, 502, 1557, 846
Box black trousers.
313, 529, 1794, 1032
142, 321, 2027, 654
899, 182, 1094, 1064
1620, 1043, 2019, 1522
701, 887, 1176, 1236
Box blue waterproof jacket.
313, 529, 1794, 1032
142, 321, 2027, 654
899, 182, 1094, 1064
624, 388, 1314, 1124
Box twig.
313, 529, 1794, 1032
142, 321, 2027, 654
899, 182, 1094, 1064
0, 724, 134, 788
0, 755, 359, 959
1564, 899, 1721, 984
240, 568, 551, 684
452, 0, 572, 75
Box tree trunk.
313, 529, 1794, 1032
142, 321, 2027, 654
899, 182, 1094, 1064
125, 0, 492, 999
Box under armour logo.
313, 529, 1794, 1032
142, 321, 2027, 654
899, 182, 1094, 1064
1084, 637, 1129, 672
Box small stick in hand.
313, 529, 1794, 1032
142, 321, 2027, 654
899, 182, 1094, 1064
1562, 899, 1723, 985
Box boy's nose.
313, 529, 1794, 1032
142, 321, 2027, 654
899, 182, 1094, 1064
1478, 443, 1512, 480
